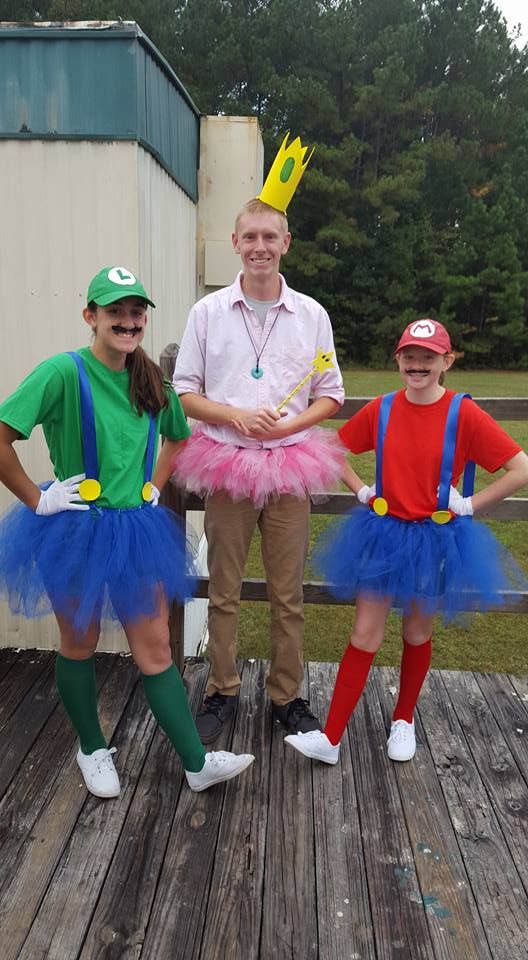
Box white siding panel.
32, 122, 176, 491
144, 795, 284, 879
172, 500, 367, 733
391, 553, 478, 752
137, 148, 206, 641
0, 140, 197, 651
0, 139, 140, 512
137, 147, 197, 358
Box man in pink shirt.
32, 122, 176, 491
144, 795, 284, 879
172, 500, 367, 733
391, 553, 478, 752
173, 198, 345, 743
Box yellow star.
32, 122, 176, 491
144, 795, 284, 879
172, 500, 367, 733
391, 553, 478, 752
311, 348, 335, 373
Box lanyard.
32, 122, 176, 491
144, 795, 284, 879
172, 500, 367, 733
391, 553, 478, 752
68, 352, 156, 503
238, 303, 283, 379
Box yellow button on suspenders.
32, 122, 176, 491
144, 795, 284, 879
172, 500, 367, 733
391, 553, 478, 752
79, 478, 102, 502
372, 497, 388, 516
142, 481, 153, 502
431, 510, 452, 525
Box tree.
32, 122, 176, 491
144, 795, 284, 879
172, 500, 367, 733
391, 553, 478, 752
2, 0, 528, 365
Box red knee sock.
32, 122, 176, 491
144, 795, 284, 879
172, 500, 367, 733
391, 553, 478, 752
324, 644, 376, 745
392, 638, 432, 723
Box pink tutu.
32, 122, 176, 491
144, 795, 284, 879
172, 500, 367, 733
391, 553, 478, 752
172, 428, 346, 508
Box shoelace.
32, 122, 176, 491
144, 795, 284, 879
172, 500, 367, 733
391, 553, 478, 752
206, 751, 229, 767
298, 730, 325, 743
204, 694, 229, 717
95, 747, 117, 772
287, 699, 316, 723
391, 722, 412, 742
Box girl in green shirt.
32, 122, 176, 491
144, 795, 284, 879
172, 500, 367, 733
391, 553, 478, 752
0, 266, 253, 797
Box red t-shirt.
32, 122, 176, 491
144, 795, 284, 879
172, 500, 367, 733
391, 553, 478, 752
338, 389, 521, 520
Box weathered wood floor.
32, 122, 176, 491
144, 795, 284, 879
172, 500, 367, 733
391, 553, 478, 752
0, 648, 527, 960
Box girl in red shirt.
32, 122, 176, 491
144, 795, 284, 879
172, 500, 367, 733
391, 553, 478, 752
285, 319, 528, 765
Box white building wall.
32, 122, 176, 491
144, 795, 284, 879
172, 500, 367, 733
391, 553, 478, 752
0, 138, 196, 651
197, 115, 264, 296
137, 148, 197, 358
136, 149, 206, 656
0, 118, 263, 652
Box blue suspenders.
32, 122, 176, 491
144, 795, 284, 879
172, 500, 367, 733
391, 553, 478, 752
374, 391, 475, 519
67, 352, 156, 504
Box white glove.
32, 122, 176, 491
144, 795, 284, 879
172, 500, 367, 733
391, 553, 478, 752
447, 485, 473, 516
36, 474, 90, 515
356, 484, 376, 504
149, 483, 160, 507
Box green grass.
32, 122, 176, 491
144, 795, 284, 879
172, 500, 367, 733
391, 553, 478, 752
236, 369, 528, 676
341, 368, 528, 397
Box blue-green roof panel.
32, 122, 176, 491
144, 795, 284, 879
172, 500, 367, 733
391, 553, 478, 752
0, 23, 200, 200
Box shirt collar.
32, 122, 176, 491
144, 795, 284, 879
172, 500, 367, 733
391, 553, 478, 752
229, 271, 295, 313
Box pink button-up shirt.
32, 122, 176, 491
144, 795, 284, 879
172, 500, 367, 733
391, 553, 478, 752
173, 273, 345, 448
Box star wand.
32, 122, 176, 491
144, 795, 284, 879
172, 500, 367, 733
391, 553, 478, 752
276, 348, 335, 411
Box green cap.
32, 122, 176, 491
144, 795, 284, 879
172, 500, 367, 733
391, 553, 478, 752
86, 266, 156, 308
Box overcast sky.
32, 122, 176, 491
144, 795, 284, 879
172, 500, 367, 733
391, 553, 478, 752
495, 0, 528, 45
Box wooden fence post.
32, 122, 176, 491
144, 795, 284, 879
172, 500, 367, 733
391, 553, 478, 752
159, 343, 186, 670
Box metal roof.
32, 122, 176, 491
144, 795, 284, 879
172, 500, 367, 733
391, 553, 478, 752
0, 21, 200, 200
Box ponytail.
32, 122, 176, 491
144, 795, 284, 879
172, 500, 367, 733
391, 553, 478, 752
126, 347, 170, 416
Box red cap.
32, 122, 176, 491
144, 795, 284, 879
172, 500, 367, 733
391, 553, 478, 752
395, 319, 452, 355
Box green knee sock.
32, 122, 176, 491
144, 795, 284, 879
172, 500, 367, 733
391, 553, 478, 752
142, 665, 206, 773
55, 654, 106, 754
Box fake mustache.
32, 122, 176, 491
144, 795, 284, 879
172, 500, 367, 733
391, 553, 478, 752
111, 325, 144, 336
405, 368, 430, 375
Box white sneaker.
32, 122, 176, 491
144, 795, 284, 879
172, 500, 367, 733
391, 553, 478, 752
387, 719, 416, 761
185, 751, 254, 792
76, 746, 121, 798
284, 729, 340, 765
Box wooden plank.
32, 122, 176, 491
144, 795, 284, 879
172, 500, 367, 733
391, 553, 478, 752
478, 497, 528, 521
508, 674, 528, 720
157, 374, 528, 423
308, 660, 377, 960
181, 491, 528, 520
159, 479, 187, 670
140, 660, 225, 959
299, 586, 527, 613
198, 659, 271, 960
158, 343, 186, 672
468, 397, 528, 421
159, 341, 179, 379
0, 652, 115, 901
418, 670, 528, 959
16, 682, 156, 960
0, 648, 51, 729
312, 495, 528, 519
0, 654, 57, 795
79, 659, 206, 960
78, 730, 182, 960
0, 656, 139, 960
441, 670, 528, 892
191, 577, 528, 613
473, 672, 528, 777
334, 397, 528, 421
376, 667, 492, 960
259, 668, 318, 960
141, 658, 262, 960
0, 646, 22, 682
349, 672, 435, 959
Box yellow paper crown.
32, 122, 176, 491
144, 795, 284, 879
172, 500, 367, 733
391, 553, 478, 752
257, 133, 314, 214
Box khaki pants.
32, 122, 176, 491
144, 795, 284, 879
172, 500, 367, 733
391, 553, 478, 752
204, 491, 310, 705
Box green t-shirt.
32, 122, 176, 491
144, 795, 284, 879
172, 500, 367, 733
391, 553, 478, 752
0, 347, 190, 508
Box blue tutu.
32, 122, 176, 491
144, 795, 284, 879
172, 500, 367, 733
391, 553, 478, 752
314, 506, 527, 623
0, 498, 196, 635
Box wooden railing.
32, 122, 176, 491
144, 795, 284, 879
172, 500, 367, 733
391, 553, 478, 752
160, 344, 528, 667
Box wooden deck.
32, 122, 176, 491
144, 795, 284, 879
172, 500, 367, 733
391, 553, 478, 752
1, 649, 528, 959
